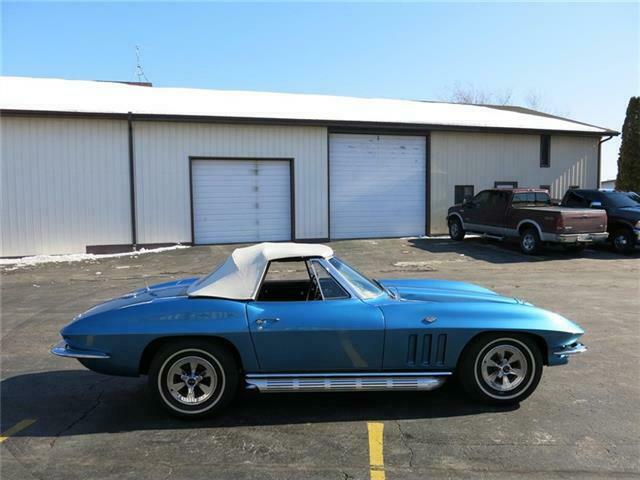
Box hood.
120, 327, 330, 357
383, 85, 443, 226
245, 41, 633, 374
78, 277, 199, 318
378, 279, 524, 305
610, 206, 640, 221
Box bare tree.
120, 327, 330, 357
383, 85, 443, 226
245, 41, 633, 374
443, 85, 567, 117
445, 83, 513, 106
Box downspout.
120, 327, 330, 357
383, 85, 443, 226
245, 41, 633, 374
127, 112, 138, 250
597, 135, 614, 187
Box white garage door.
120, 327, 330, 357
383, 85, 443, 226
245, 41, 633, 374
192, 159, 291, 244
330, 134, 426, 239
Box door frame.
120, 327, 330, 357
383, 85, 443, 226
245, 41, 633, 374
188, 156, 296, 245
326, 129, 431, 239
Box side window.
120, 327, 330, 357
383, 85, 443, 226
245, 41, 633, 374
494, 181, 518, 189
488, 191, 508, 209
540, 135, 551, 168
309, 261, 349, 300
257, 259, 313, 302
454, 185, 474, 204
473, 191, 491, 206
564, 192, 588, 208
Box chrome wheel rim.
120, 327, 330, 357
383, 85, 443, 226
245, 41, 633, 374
480, 344, 528, 392
166, 355, 217, 406
450, 222, 460, 237
522, 234, 535, 251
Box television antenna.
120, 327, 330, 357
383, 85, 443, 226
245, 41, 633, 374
134, 45, 149, 83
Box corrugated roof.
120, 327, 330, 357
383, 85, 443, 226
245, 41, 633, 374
0, 76, 617, 135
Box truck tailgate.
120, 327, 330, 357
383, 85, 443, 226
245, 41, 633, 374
561, 209, 607, 233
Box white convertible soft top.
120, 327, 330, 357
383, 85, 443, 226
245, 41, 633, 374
187, 242, 334, 300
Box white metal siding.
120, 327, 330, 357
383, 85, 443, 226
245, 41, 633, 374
133, 122, 327, 243
429, 132, 599, 234
192, 159, 291, 244
1, 117, 130, 256
329, 134, 426, 239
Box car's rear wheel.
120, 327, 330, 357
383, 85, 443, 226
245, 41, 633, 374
520, 228, 541, 255
611, 228, 634, 254
458, 334, 543, 405
449, 217, 465, 241
149, 340, 239, 418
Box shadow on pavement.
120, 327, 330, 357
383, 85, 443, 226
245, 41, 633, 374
1, 370, 516, 437
408, 237, 631, 264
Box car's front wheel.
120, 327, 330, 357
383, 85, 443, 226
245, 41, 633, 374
458, 334, 543, 405
611, 228, 634, 254
149, 340, 239, 418
449, 217, 465, 241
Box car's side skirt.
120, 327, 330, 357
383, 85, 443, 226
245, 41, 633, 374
244, 371, 451, 393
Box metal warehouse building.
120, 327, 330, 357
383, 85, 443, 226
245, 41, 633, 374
0, 76, 617, 257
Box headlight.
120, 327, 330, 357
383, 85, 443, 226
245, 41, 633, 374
635, 220, 640, 229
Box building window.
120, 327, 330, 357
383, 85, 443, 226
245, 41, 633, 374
494, 181, 518, 189
454, 185, 474, 204
540, 135, 551, 168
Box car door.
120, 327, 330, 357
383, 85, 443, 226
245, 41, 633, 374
463, 190, 491, 231
247, 259, 385, 372
484, 190, 510, 232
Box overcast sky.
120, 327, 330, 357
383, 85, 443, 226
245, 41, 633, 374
2, 2, 638, 180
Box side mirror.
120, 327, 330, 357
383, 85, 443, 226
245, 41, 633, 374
463, 198, 474, 208
589, 201, 603, 209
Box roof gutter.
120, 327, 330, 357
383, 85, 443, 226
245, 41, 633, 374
597, 135, 616, 186
0, 108, 619, 137
127, 112, 138, 249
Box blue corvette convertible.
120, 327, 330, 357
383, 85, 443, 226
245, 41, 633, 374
52, 242, 586, 417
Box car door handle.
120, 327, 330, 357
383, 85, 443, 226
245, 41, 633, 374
255, 318, 280, 326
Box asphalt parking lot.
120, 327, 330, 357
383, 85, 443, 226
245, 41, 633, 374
1, 237, 639, 479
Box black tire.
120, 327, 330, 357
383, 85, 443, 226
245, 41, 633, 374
149, 340, 239, 418
519, 228, 541, 255
610, 228, 635, 255
448, 217, 466, 241
457, 334, 543, 406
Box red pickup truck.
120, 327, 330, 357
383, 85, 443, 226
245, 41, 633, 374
446, 188, 608, 254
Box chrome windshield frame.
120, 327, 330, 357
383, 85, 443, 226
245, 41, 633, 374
318, 257, 387, 301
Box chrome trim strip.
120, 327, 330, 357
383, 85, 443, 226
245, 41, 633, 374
246, 371, 452, 378
245, 372, 448, 393
553, 343, 587, 356
50, 340, 110, 359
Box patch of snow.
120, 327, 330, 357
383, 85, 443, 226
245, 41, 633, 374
0, 245, 189, 269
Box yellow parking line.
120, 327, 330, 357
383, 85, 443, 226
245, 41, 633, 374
0, 419, 36, 443
367, 422, 385, 480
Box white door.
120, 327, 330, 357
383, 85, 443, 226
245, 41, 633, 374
329, 134, 426, 239
192, 159, 291, 244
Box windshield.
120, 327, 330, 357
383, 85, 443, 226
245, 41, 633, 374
603, 191, 640, 208
328, 257, 384, 299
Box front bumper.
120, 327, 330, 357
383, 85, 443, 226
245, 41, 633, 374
553, 342, 587, 357
51, 340, 110, 359
542, 232, 609, 244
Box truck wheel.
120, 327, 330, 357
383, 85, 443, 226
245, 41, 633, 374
149, 340, 239, 418
449, 217, 465, 241
611, 228, 634, 255
520, 228, 540, 255
458, 334, 543, 405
